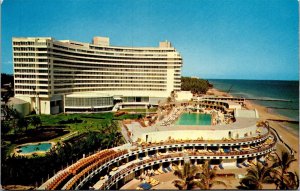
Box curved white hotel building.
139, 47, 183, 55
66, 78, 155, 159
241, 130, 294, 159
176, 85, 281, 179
13, 36, 182, 114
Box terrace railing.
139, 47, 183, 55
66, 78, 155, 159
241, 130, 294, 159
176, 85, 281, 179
64, 150, 128, 190
41, 128, 273, 190
101, 135, 276, 190
132, 127, 270, 150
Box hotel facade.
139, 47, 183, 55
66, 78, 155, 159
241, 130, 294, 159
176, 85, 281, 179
13, 37, 182, 114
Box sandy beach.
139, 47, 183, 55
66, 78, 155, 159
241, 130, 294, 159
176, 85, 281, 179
210, 88, 299, 171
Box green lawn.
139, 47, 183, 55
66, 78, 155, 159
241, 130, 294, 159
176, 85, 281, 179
2, 112, 147, 157
39, 112, 144, 142
40, 112, 114, 133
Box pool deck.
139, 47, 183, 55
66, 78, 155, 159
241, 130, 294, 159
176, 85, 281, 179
127, 116, 259, 142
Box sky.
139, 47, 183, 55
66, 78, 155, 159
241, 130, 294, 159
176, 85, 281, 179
2, 0, 299, 80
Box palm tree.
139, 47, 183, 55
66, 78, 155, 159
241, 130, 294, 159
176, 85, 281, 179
104, 120, 124, 147
30, 115, 42, 129
271, 150, 296, 174
269, 150, 297, 189
109, 120, 119, 133
172, 162, 201, 190
1, 120, 10, 136
282, 171, 299, 189
195, 161, 227, 189
112, 132, 124, 146
173, 161, 226, 190
101, 135, 111, 149
238, 162, 273, 189
10, 108, 21, 135
17, 117, 29, 132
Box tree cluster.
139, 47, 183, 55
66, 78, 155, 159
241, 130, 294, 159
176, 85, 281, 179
181, 77, 213, 94
238, 149, 298, 190
1, 120, 124, 186
173, 161, 226, 190
1, 105, 42, 137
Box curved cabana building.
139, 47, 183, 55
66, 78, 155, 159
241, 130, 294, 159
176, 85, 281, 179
38, 107, 277, 190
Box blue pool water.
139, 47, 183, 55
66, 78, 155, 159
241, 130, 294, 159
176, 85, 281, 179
175, 113, 212, 125
19, 143, 52, 154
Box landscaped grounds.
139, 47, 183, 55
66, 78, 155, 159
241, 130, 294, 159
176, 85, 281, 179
1, 110, 147, 187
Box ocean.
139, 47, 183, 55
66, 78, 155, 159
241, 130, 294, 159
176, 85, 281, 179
208, 79, 299, 124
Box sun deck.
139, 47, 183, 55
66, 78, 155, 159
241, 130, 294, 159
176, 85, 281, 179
126, 115, 262, 143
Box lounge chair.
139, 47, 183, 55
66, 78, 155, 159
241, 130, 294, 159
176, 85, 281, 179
167, 166, 173, 172
219, 163, 224, 169
242, 162, 249, 167
157, 169, 164, 174
154, 170, 160, 175
258, 158, 266, 165
162, 167, 168, 173
236, 163, 242, 168
223, 148, 230, 153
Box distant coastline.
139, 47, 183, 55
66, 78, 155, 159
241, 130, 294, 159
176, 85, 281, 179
208, 79, 299, 122
208, 85, 299, 137
208, 87, 298, 156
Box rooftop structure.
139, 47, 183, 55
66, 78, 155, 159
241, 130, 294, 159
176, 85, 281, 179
13, 36, 182, 114
174, 91, 193, 101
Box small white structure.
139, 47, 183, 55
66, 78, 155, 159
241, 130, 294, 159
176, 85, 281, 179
234, 109, 259, 118
227, 101, 242, 110
175, 91, 193, 101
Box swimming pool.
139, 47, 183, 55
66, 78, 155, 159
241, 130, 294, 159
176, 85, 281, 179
18, 142, 52, 154
175, 113, 211, 125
